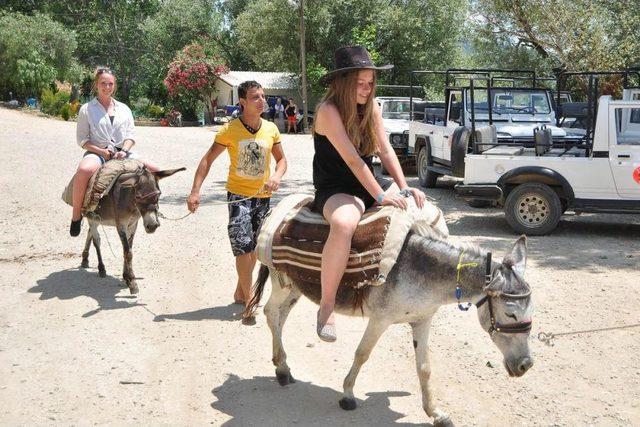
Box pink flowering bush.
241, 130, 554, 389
164, 43, 228, 121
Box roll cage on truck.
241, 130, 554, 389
409, 70, 640, 235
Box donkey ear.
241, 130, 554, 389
503, 235, 527, 276
153, 167, 186, 179
483, 268, 504, 296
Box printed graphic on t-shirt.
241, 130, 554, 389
236, 138, 267, 178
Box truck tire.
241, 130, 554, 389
417, 146, 438, 188
504, 183, 562, 235
450, 126, 471, 178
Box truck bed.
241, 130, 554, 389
481, 145, 587, 157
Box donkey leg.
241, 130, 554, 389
81, 226, 92, 268
339, 319, 390, 410
89, 223, 106, 277
264, 275, 300, 386
410, 319, 452, 427
117, 226, 137, 294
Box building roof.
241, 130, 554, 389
217, 71, 298, 90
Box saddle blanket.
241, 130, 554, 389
256, 193, 449, 289
61, 159, 144, 213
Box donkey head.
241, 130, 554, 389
119, 167, 185, 233
476, 236, 534, 377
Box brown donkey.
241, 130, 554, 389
81, 166, 185, 294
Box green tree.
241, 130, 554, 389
233, 0, 467, 97
0, 12, 80, 99
470, 0, 632, 72
164, 42, 228, 121
137, 0, 224, 103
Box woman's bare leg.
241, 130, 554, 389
318, 194, 365, 327
140, 160, 159, 172
72, 157, 101, 221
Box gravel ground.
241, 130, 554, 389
1, 106, 639, 426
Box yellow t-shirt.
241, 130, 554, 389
214, 118, 281, 198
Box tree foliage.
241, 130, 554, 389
1, 0, 639, 106
164, 43, 228, 120
138, 0, 224, 103
470, 0, 637, 73
0, 12, 80, 98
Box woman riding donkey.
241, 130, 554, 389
312, 46, 428, 342
69, 67, 158, 236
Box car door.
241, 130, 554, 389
609, 103, 640, 198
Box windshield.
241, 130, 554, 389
381, 100, 411, 119
466, 90, 551, 114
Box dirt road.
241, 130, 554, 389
1, 107, 639, 425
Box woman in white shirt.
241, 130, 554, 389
70, 67, 157, 236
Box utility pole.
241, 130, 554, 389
299, 0, 309, 133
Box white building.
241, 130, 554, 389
215, 71, 301, 107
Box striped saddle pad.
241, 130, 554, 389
257, 194, 393, 288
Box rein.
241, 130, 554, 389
156, 185, 268, 221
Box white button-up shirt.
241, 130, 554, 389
76, 98, 136, 149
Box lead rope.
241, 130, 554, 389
538, 323, 640, 346
157, 185, 267, 221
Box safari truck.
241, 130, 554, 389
406, 69, 582, 188
372, 86, 425, 175
455, 70, 640, 235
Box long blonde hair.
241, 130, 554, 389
321, 70, 378, 156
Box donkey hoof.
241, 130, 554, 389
276, 372, 295, 386
129, 285, 139, 295
339, 397, 357, 411
434, 416, 454, 427
80, 259, 89, 268
98, 269, 106, 278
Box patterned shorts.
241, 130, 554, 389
227, 192, 271, 256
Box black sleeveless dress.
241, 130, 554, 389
311, 132, 392, 213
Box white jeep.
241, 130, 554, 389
374, 96, 423, 174
456, 86, 640, 235
406, 69, 581, 188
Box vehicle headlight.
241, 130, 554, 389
391, 134, 402, 145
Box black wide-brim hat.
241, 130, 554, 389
319, 45, 393, 86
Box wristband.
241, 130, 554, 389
376, 192, 385, 203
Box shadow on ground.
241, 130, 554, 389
28, 268, 144, 317
211, 374, 428, 426
153, 302, 245, 323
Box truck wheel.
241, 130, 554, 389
504, 183, 562, 235
417, 146, 438, 188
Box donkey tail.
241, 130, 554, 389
245, 264, 269, 315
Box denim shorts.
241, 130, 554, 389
227, 192, 271, 256
83, 149, 139, 165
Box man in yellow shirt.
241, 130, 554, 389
188, 81, 287, 323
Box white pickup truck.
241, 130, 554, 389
407, 81, 584, 188
455, 88, 640, 235
374, 96, 424, 174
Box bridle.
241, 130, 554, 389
476, 291, 532, 335
134, 189, 160, 210
459, 251, 533, 335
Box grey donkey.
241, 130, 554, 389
247, 233, 533, 426
81, 166, 185, 294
